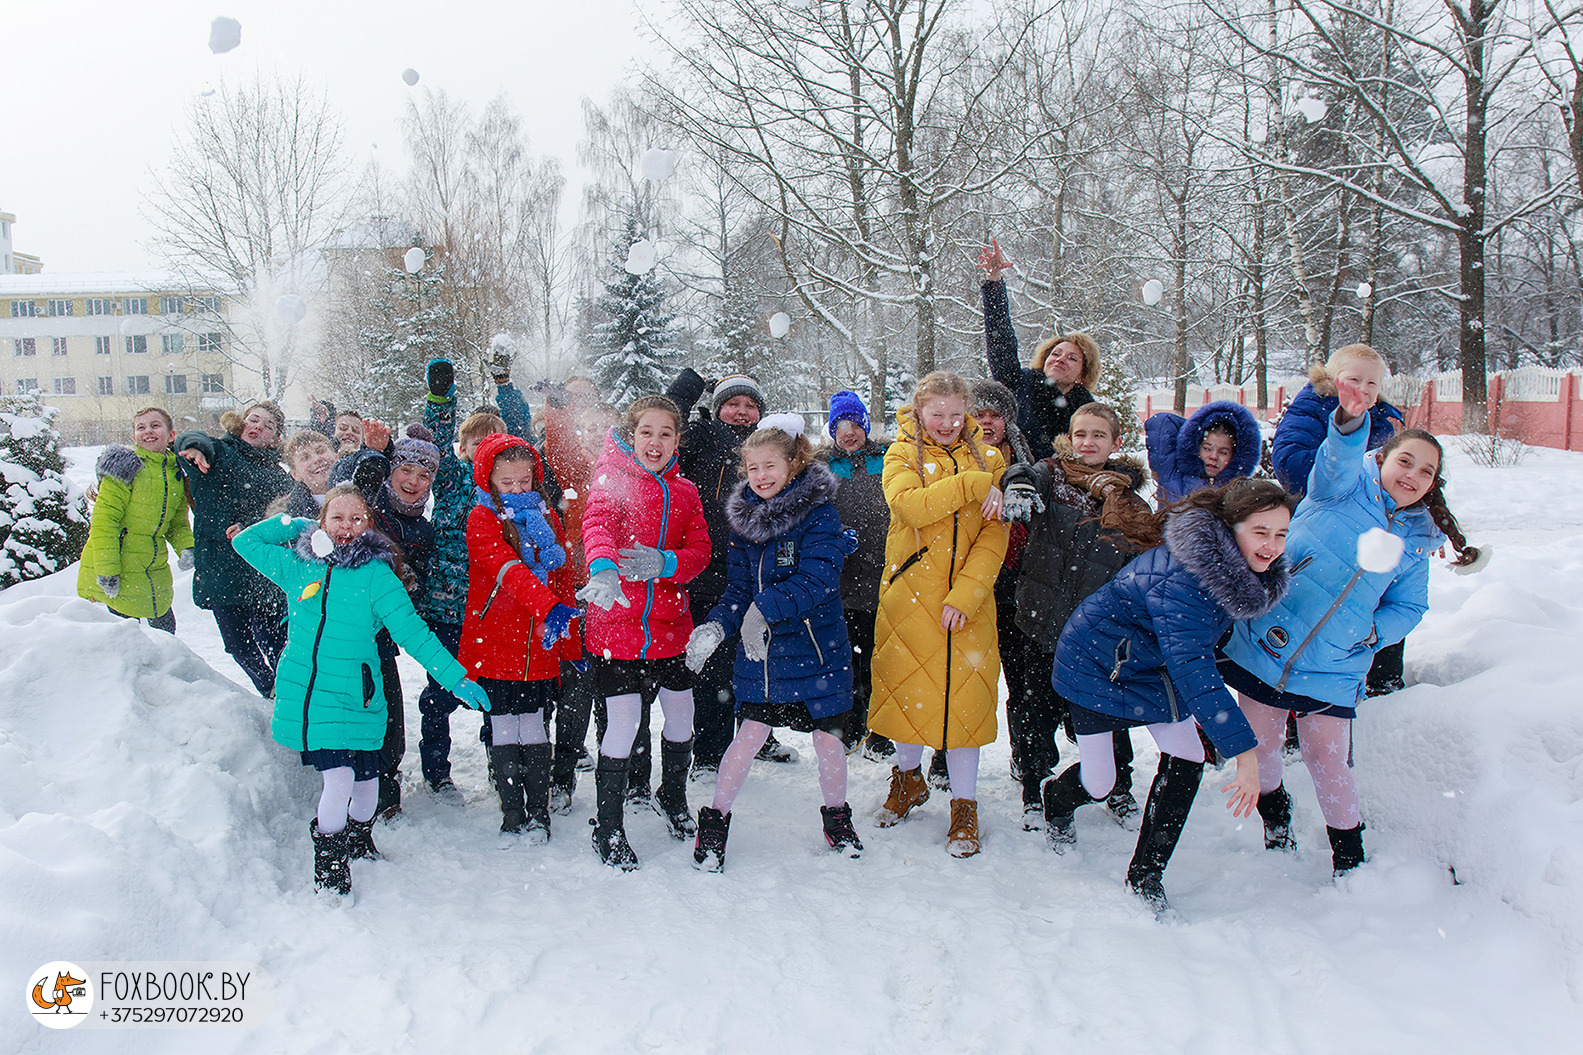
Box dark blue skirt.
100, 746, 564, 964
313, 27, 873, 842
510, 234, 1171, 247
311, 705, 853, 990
1217, 656, 1357, 720
301, 748, 383, 781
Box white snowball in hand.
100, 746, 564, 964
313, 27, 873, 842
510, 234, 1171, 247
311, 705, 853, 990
1356, 527, 1405, 574
403, 246, 425, 273
311, 529, 335, 557
1141, 279, 1164, 306
768, 312, 791, 339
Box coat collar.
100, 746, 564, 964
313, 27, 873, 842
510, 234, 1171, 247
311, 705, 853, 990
726, 462, 838, 543
1164, 507, 1289, 619
292, 525, 402, 573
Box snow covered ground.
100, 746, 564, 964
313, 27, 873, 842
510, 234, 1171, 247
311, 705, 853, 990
4, 442, 1583, 1053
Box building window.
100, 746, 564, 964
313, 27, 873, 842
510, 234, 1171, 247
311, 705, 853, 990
161, 334, 185, 355
124, 335, 147, 355
46, 299, 73, 317
159, 296, 184, 315
10, 300, 37, 318
86, 298, 116, 316
97, 375, 115, 396
51, 337, 69, 357
52, 377, 77, 395
197, 332, 223, 354
14, 338, 37, 357
164, 373, 188, 395
125, 375, 150, 395
94, 336, 114, 356
122, 297, 147, 315
15, 378, 40, 394
192, 296, 222, 313
200, 372, 226, 394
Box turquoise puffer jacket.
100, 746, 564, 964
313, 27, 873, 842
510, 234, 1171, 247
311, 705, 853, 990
234, 516, 469, 752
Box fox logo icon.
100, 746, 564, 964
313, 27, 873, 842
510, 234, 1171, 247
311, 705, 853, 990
27, 961, 93, 1028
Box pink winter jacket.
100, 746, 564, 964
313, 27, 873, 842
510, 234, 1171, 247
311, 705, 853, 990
582, 432, 712, 661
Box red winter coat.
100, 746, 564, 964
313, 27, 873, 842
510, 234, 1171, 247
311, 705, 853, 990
459, 433, 581, 681
582, 432, 712, 661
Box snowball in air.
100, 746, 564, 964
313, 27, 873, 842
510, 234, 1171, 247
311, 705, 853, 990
1356, 281, 1373, 299
1141, 279, 1164, 306
310, 529, 335, 557
640, 148, 677, 181
1295, 97, 1327, 123
275, 294, 308, 326
402, 68, 420, 86
403, 247, 425, 273
624, 239, 658, 275
208, 17, 242, 55
768, 312, 791, 339
1356, 527, 1405, 574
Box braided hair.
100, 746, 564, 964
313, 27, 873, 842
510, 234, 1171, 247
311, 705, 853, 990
1377, 429, 1481, 567
903, 371, 989, 484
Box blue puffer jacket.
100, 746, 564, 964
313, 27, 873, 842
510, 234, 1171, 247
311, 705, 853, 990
1222, 413, 1442, 707
1272, 383, 1403, 496
1053, 506, 1290, 757
706, 462, 858, 717
1144, 400, 1262, 506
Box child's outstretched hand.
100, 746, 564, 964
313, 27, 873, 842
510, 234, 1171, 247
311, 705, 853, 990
541, 603, 577, 648
1335, 377, 1375, 423
426, 358, 455, 402
740, 604, 770, 662
576, 567, 630, 610
685, 621, 726, 673
451, 678, 493, 712
1222, 749, 1261, 818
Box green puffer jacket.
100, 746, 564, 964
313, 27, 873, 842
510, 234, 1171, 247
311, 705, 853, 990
175, 429, 291, 610
234, 516, 469, 752
422, 393, 471, 626
77, 445, 196, 618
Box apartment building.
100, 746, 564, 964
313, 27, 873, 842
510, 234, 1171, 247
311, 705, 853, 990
0, 273, 236, 444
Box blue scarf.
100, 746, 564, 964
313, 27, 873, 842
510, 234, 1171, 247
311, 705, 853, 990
475, 487, 565, 582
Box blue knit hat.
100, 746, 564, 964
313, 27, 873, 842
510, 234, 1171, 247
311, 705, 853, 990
826, 390, 870, 441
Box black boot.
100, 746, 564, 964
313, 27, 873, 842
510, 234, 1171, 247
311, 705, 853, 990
1041, 764, 1101, 853
521, 742, 553, 844
345, 816, 380, 861
310, 819, 350, 895
656, 737, 696, 839
376, 769, 402, 820
1126, 755, 1205, 915
1328, 822, 1366, 875
491, 745, 526, 834
550, 746, 578, 815
693, 806, 730, 871
591, 754, 639, 870
1020, 770, 1046, 831
1106, 734, 1139, 825
927, 749, 950, 790
1257, 785, 1294, 851
821, 803, 863, 857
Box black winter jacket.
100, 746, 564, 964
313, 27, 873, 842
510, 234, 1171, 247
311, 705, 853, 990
669, 367, 757, 611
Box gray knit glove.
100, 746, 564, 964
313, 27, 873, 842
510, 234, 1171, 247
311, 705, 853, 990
177, 548, 194, 571
97, 575, 120, 598
575, 567, 630, 611
740, 603, 770, 662
617, 543, 667, 581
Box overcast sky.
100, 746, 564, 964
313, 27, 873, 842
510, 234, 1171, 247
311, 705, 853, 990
3, 0, 647, 273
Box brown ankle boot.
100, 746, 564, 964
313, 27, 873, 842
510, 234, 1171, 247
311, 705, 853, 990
875, 765, 930, 827
946, 798, 980, 857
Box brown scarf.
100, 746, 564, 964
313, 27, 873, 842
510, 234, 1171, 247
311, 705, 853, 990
1050, 442, 1161, 552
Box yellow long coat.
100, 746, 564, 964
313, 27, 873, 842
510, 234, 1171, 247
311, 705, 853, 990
868, 410, 1009, 750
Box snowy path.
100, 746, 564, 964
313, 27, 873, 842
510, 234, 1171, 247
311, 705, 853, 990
4, 445, 1582, 1052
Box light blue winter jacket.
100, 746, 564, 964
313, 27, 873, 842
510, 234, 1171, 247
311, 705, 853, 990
1221, 412, 1444, 707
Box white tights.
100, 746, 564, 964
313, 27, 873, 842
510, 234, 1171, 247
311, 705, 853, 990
317, 766, 377, 834
1239, 694, 1361, 829
490, 711, 548, 746
1074, 718, 1204, 799
599, 687, 695, 758
893, 744, 981, 801
711, 721, 848, 814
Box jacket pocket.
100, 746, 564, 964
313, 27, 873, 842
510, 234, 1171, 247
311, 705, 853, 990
888, 546, 930, 585
804, 620, 825, 666
362, 664, 376, 707
1109, 638, 1131, 682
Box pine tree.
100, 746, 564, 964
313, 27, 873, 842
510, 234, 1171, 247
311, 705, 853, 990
591, 211, 679, 405
0, 394, 89, 586
1090, 349, 1140, 452
353, 249, 459, 421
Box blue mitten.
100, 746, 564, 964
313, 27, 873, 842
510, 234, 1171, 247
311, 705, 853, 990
451, 678, 493, 712
541, 603, 577, 648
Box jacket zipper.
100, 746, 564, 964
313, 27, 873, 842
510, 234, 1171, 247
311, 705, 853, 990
1160, 671, 1180, 723
941, 446, 962, 751
146, 455, 172, 603
1277, 568, 1364, 692
299, 566, 333, 750
758, 547, 770, 699
804, 620, 824, 666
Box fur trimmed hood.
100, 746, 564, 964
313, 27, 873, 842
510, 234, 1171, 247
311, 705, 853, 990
725, 461, 840, 544
1164, 506, 1289, 620
96, 444, 146, 486
291, 523, 412, 589
1176, 400, 1262, 485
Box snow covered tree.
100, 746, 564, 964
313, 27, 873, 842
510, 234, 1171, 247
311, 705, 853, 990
591, 211, 680, 405
0, 395, 89, 587
1090, 350, 1140, 452
352, 249, 460, 421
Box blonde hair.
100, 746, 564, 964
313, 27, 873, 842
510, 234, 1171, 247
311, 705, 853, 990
1310, 343, 1388, 397
132, 406, 173, 431
1033, 332, 1102, 388
1068, 402, 1123, 439
218, 400, 286, 448
902, 371, 989, 483
740, 426, 814, 478
458, 411, 507, 447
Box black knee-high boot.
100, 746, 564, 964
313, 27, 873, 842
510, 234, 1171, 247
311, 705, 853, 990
1041, 764, 1105, 852
1257, 785, 1294, 850
491, 744, 526, 834
656, 737, 696, 839
521, 742, 552, 843
310, 819, 350, 895
1328, 822, 1365, 875
591, 754, 639, 870
1126, 754, 1204, 914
